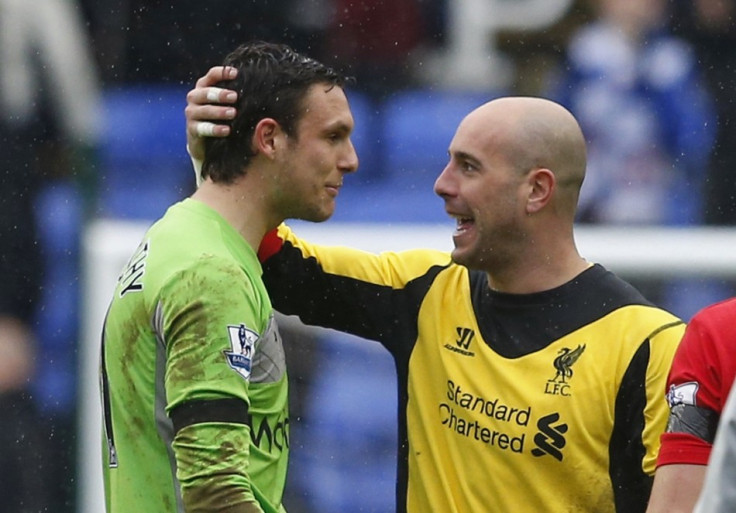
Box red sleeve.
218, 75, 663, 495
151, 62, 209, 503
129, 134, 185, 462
657, 432, 711, 466
656, 298, 736, 467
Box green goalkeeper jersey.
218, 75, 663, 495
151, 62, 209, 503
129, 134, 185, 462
101, 199, 289, 513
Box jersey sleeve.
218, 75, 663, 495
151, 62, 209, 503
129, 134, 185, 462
159, 255, 269, 511
641, 319, 687, 473
657, 305, 733, 467
260, 224, 452, 348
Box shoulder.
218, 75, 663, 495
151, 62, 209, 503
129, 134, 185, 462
582, 264, 654, 307
166, 254, 257, 294
586, 264, 684, 338
691, 297, 736, 327
159, 254, 269, 334
676, 298, 736, 361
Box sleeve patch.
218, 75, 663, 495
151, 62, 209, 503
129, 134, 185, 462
666, 381, 699, 407
223, 324, 259, 380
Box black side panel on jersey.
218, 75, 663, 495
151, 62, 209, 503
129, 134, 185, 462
263, 240, 448, 513
100, 308, 119, 467
470, 264, 655, 358
609, 341, 653, 512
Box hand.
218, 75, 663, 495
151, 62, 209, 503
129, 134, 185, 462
185, 66, 239, 161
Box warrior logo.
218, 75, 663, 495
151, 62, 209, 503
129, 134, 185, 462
456, 327, 475, 350
443, 327, 476, 356
531, 413, 568, 461
545, 344, 586, 396
224, 324, 258, 380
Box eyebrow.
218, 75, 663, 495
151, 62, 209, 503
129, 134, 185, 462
323, 120, 353, 135
451, 150, 482, 167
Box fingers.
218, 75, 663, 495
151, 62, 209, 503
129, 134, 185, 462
186, 65, 238, 127
185, 71, 238, 139
186, 85, 238, 109
185, 104, 235, 136
194, 65, 238, 88
197, 122, 220, 137
186, 66, 239, 160
185, 104, 234, 159
207, 87, 225, 102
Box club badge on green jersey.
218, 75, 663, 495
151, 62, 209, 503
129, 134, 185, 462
224, 323, 258, 380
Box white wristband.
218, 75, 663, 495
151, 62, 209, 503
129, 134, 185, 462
187, 145, 204, 187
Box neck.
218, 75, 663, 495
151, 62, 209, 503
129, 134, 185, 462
486, 243, 589, 295
190, 178, 277, 252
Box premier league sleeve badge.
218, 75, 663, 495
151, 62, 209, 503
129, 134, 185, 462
224, 323, 259, 380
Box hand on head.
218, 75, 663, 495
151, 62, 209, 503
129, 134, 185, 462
185, 66, 239, 161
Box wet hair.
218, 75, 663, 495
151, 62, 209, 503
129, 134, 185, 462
201, 41, 351, 184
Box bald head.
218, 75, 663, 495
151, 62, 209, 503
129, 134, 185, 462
462, 98, 587, 218
436, 96, 588, 281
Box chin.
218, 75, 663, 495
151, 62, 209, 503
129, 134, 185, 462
300, 209, 333, 223
451, 247, 483, 270
450, 248, 468, 266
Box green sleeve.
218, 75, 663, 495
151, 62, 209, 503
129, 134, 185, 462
160, 256, 270, 511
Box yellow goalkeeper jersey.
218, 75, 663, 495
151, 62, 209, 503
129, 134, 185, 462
260, 224, 683, 513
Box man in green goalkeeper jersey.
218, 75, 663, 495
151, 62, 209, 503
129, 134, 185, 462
100, 41, 357, 513
185, 72, 684, 512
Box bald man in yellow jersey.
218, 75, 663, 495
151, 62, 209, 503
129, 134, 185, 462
187, 77, 683, 513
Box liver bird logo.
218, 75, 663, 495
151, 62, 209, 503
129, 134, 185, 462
552, 344, 586, 383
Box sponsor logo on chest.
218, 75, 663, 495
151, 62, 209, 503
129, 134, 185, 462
443, 326, 477, 357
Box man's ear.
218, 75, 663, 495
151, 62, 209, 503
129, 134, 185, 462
526, 167, 554, 214
252, 118, 282, 158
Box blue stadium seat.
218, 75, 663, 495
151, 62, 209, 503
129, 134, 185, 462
345, 90, 384, 186
332, 88, 497, 223
381, 89, 491, 185
289, 333, 397, 513
32, 179, 83, 414
97, 85, 193, 220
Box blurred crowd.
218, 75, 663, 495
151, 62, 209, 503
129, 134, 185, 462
1, 1, 735, 512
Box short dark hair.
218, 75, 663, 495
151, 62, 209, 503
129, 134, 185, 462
202, 41, 351, 184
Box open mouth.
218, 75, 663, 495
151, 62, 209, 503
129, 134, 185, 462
452, 215, 475, 235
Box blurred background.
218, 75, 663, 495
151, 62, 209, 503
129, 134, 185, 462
2, 0, 736, 512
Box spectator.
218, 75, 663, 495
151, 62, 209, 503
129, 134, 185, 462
0, 145, 48, 512
326, 0, 428, 99
549, 0, 728, 321
550, 0, 715, 225
83, 0, 330, 85
672, 0, 736, 225
0, 0, 100, 511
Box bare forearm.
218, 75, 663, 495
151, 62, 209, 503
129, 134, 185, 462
647, 464, 706, 513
